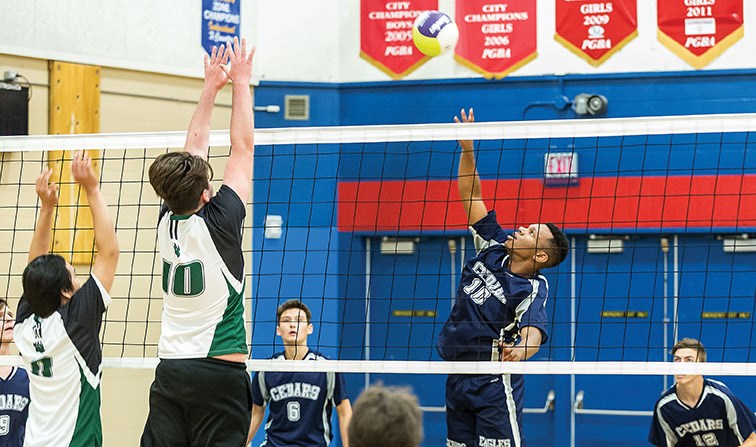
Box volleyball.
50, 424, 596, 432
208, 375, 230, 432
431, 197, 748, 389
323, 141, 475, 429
412, 10, 459, 57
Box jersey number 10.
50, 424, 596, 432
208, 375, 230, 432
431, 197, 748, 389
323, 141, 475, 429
162, 260, 206, 297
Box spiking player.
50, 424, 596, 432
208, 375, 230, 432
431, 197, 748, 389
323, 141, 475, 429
649, 338, 756, 447
0, 298, 29, 446
437, 108, 569, 447
15, 152, 119, 447
248, 300, 352, 447
141, 37, 255, 446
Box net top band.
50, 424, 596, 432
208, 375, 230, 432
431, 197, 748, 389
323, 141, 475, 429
1, 113, 755, 152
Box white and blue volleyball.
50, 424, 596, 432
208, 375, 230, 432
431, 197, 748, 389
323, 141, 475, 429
412, 10, 459, 57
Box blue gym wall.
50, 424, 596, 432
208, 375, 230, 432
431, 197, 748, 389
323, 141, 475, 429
249, 69, 756, 447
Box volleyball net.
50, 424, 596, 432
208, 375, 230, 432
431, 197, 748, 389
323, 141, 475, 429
0, 113, 754, 378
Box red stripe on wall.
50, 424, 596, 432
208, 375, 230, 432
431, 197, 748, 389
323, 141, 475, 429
337, 175, 756, 232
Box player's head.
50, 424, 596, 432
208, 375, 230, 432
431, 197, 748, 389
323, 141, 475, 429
0, 298, 14, 347
505, 222, 568, 269
671, 338, 706, 385
21, 254, 82, 318
276, 300, 313, 346
149, 152, 214, 215
348, 384, 423, 447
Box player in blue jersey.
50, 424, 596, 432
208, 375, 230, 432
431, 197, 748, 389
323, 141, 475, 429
437, 108, 569, 447
649, 338, 756, 447
0, 298, 29, 446
248, 300, 352, 447
141, 37, 256, 446
15, 152, 119, 447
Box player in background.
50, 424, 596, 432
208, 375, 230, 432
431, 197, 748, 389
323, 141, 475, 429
15, 152, 119, 447
0, 298, 29, 446
141, 37, 255, 446
437, 108, 569, 447
348, 384, 423, 447
248, 300, 352, 447
649, 338, 756, 447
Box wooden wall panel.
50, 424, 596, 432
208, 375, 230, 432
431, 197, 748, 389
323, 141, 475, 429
48, 61, 100, 265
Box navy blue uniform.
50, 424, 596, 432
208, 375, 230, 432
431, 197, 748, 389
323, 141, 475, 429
650, 378, 756, 446
0, 367, 29, 446
437, 211, 549, 447
251, 351, 348, 447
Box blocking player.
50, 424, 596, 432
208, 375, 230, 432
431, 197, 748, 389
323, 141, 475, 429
248, 300, 352, 447
0, 298, 29, 447
15, 152, 119, 447
649, 338, 756, 447
140, 37, 256, 446
436, 108, 569, 447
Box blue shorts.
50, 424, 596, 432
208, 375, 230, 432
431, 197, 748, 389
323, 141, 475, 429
445, 374, 525, 447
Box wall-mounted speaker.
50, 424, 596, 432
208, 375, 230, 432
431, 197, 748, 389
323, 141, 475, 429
0, 82, 29, 136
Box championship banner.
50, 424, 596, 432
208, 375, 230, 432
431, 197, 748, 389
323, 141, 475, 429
201, 0, 240, 55
454, 0, 537, 79
360, 0, 438, 79
555, 0, 638, 66
658, 0, 744, 69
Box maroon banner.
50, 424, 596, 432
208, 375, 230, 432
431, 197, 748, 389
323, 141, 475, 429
360, 0, 438, 79
555, 0, 638, 66
658, 0, 744, 69
454, 0, 537, 79
338, 175, 756, 233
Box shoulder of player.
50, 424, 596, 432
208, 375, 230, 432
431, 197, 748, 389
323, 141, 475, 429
270, 351, 287, 360
268, 350, 330, 361
210, 184, 244, 208
654, 387, 678, 410
68, 275, 104, 302
497, 265, 548, 295
306, 350, 331, 361
6, 366, 29, 384
16, 366, 29, 381
704, 377, 729, 390
703, 378, 739, 400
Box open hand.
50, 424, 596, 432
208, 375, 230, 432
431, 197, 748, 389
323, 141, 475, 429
71, 151, 99, 193
204, 44, 230, 91
221, 37, 255, 84
35, 168, 58, 207
454, 108, 474, 151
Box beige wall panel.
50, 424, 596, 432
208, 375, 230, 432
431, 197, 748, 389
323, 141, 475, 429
100, 67, 232, 133
101, 369, 155, 444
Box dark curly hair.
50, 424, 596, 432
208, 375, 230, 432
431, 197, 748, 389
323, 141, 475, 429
543, 222, 569, 268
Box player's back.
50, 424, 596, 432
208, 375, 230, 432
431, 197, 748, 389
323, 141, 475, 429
156, 185, 247, 359
14, 276, 109, 447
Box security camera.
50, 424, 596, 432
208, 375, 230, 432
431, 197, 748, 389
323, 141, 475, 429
571, 94, 608, 116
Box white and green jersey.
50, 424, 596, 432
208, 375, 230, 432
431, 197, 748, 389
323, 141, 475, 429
15, 274, 111, 447
157, 184, 248, 359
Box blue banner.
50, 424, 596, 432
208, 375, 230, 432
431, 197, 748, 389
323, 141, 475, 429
201, 0, 240, 54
